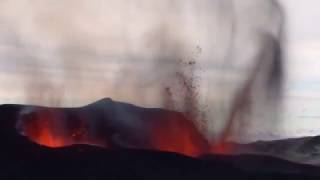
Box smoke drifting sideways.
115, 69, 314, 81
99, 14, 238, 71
0, 0, 284, 143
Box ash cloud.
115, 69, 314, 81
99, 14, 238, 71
0, 0, 284, 142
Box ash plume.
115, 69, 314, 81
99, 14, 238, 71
0, 0, 285, 143
142, 0, 285, 143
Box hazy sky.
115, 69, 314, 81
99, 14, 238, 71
0, 0, 319, 140
278, 0, 320, 138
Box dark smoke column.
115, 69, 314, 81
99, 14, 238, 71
216, 0, 285, 144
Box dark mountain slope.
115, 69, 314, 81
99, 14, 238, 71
0, 100, 320, 179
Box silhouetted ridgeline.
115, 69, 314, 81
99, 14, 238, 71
0, 99, 320, 179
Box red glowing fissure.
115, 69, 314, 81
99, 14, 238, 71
19, 109, 233, 157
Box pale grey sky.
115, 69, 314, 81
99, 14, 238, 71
277, 0, 320, 138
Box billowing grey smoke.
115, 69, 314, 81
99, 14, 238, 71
0, 0, 284, 142
142, 0, 285, 143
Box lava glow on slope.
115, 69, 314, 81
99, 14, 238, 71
17, 106, 233, 157
20, 109, 65, 148
18, 108, 98, 148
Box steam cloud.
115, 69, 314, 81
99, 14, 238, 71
0, 0, 284, 142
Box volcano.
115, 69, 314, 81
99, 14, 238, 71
0, 98, 320, 179
15, 98, 209, 156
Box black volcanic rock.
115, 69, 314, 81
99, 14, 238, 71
231, 136, 320, 166
298, 136, 320, 153
0, 129, 318, 179
0, 132, 319, 180
201, 154, 320, 176
1, 99, 320, 179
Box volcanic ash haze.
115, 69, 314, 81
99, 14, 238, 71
0, 0, 284, 142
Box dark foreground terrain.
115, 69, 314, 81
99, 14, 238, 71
0, 102, 320, 179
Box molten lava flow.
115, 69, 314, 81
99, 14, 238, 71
33, 120, 64, 148
18, 105, 235, 157
21, 109, 66, 147
210, 143, 234, 155
23, 113, 64, 147
151, 114, 209, 157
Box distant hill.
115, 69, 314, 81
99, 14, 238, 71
228, 135, 320, 166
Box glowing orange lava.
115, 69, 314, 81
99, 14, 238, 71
151, 115, 209, 157
19, 108, 234, 157
20, 109, 68, 148
33, 120, 65, 148
210, 143, 234, 154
